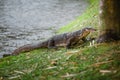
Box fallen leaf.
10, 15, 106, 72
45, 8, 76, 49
61, 73, 78, 78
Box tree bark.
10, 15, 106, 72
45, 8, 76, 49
97, 0, 120, 43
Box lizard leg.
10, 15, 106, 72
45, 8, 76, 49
82, 37, 87, 42
66, 37, 74, 49
48, 39, 58, 49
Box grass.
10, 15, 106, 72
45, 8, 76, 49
0, 42, 120, 80
58, 0, 99, 33
0, 0, 120, 80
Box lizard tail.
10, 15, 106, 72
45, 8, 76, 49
12, 44, 38, 55
3, 44, 37, 57
3, 44, 39, 57
11, 40, 48, 55
12, 41, 48, 55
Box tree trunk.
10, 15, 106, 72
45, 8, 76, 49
97, 0, 120, 43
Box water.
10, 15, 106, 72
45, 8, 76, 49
0, 0, 88, 57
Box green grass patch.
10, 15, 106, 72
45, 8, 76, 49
58, 0, 99, 33
0, 42, 120, 80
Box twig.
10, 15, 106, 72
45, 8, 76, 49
89, 60, 113, 67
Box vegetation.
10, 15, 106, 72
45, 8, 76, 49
0, 0, 120, 80
0, 42, 120, 80
58, 0, 99, 33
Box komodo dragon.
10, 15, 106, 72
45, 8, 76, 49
3, 27, 96, 56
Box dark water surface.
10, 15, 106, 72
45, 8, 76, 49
0, 0, 88, 57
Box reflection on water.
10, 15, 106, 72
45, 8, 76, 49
0, 0, 88, 57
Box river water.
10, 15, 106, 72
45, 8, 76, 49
0, 0, 88, 57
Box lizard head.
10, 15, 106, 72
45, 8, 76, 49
81, 27, 96, 37
83, 27, 96, 32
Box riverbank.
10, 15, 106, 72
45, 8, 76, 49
0, 0, 88, 57
0, 0, 120, 80
58, 0, 99, 33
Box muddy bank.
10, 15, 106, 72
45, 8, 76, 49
0, 0, 88, 57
